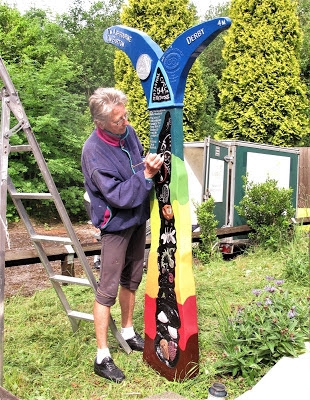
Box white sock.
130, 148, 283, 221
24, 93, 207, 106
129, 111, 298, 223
96, 347, 111, 364
121, 326, 135, 340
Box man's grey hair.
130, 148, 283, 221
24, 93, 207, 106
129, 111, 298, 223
89, 87, 128, 128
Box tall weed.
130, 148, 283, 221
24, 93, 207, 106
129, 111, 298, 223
283, 228, 310, 286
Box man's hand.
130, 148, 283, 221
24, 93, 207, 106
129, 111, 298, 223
144, 153, 164, 179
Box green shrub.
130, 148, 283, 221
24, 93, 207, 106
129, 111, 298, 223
194, 197, 219, 264
216, 277, 308, 382
235, 177, 295, 250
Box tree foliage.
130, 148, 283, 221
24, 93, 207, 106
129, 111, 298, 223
198, 2, 231, 138
59, 0, 122, 96
0, 1, 121, 220
216, 0, 310, 146
1, 0, 310, 222
297, 0, 310, 144
114, 0, 208, 149
298, 0, 310, 87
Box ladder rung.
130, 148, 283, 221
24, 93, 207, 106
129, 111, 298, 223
68, 311, 94, 322
10, 144, 32, 152
31, 234, 73, 244
51, 275, 92, 286
10, 192, 53, 200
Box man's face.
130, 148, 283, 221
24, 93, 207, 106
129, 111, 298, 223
104, 104, 129, 135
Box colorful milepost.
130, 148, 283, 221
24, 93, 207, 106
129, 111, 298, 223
103, 17, 231, 381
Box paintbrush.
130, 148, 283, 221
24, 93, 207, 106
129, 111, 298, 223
132, 153, 163, 168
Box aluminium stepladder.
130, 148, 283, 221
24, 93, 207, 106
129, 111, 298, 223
0, 57, 131, 383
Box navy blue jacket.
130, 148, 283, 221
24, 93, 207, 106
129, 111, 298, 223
81, 125, 153, 232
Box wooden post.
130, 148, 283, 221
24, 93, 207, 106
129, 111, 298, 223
61, 245, 75, 284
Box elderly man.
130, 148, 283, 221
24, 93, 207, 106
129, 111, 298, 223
82, 87, 163, 383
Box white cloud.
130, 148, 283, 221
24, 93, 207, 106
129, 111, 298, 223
5, 0, 76, 14
193, 0, 225, 17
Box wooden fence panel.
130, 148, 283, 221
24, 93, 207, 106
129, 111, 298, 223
298, 147, 310, 208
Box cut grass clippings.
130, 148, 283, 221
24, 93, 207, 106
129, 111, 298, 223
3, 241, 309, 400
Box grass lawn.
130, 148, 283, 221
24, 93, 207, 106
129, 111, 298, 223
3, 239, 309, 399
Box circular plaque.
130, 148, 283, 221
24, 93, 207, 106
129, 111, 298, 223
136, 54, 152, 80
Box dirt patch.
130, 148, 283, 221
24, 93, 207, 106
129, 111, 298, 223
4, 221, 98, 298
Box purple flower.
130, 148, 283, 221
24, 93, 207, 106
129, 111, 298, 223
265, 297, 272, 306
264, 286, 276, 293
265, 276, 275, 281
237, 306, 245, 315
256, 302, 262, 306
288, 306, 297, 319
252, 289, 263, 296
275, 279, 285, 285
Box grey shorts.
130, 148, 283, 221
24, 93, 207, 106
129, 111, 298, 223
95, 223, 146, 307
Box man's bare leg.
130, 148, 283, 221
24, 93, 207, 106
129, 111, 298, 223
119, 286, 144, 351
93, 300, 125, 382
93, 300, 110, 349
119, 287, 135, 328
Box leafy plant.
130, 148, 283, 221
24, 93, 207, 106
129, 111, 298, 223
216, 277, 308, 382
193, 197, 219, 264
235, 177, 296, 250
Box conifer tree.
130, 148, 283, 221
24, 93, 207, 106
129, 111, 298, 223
216, 0, 309, 146
298, 0, 310, 145
198, 2, 231, 138
114, 0, 207, 148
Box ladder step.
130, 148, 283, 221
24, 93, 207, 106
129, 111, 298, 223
10, 192, 53, 200
51, 275, 92, 286
10, 144, 32, 152
31, 234, 73, 244
68, 310, 94, 322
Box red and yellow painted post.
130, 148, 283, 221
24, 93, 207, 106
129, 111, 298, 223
104, 17, 231, 380
144, 108, 199, 380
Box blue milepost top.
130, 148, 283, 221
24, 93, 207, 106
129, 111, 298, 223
103, 17, 231, 109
